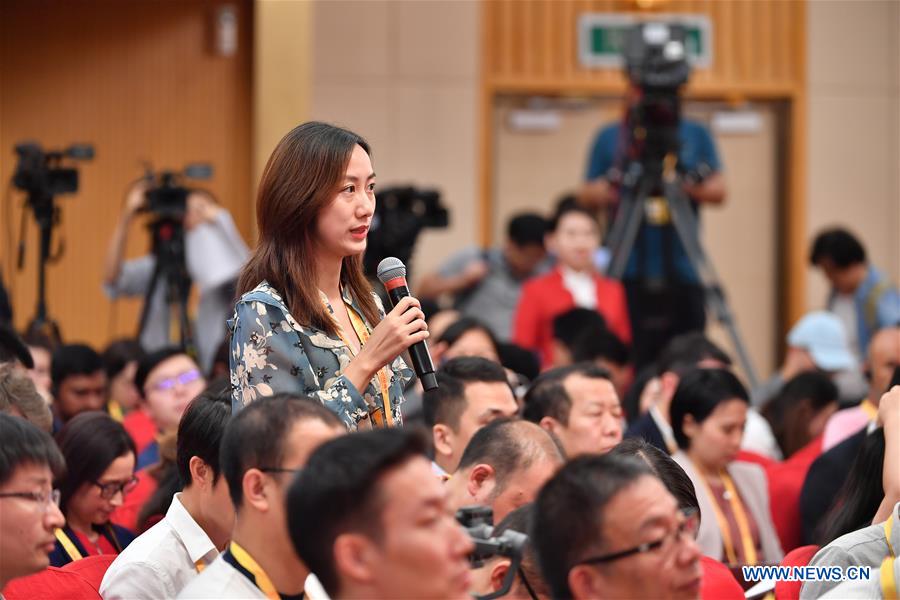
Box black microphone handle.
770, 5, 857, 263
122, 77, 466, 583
385, 284, 438, 391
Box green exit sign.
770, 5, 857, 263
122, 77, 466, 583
578, 14, 712, 69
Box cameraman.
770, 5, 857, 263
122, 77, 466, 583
580, 96, 726, 369
104, 180, 249, 372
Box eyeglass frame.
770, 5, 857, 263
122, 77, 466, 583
91, 476, 139, 500
0, 489, 61, 512
145, 368, 203, 394
575, 507, 700, 566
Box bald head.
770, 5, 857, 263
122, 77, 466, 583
869, 326, 900, 404
450, 419, 564, 523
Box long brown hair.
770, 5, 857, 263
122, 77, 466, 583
238, 122, 381, 335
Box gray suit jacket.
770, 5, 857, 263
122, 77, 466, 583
673, 450, 784, 564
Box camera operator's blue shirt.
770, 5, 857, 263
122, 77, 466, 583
585, 119, 722, 284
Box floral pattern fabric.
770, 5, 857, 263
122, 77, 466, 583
229, 281, 412, 430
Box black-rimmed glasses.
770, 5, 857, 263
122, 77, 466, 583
576, 508, 699, 565
0, 489, 61, 512
92, 476, 138, 500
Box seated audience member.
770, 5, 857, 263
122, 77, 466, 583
424, 357, 518, 477
50, 343, 107, 431
570, 327, 632, 405
761, 371, 838, 459
446, 419, 563, 523
0, 414, 66, 590
751, 311, 859, 408
133, 348, 207, 470
50, 412, 138, 567
177, 393, 344, 599
549, 308, 607, 368
608, 438, 745, 599
100, 391, 234, 599
0, 364, 53, 432
418, 213, 549, 341
523, 363, 623, 457
625, 332, 731, 454
432, 317, 501, 365
670, 369, 784, 566
470, 504, 552, 600
513, 202, 631, 369
101, 339, 144, 423
821, 325, 899, 451
809, 227, 900, 358
287, 428, 475, 600
533, 453, 703, 600
800, 362, 900, 544
23, 330, 54, 402
427, 309, 462, 343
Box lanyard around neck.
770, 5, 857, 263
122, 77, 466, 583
692, 462, 759, 566
226, 541, 280, 600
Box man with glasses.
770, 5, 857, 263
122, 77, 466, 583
133, 348, 206, 469
0, 413, 66, 591
533, 453, 703, 600
177, 393, 344, 599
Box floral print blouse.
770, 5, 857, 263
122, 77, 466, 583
229, 281, 413, 430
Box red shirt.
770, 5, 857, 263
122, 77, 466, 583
122, 408, 157, 455
700, 555, 744, 599
72, 529, 118, 557
513, 268, 631, 369
766, 435, 824, 553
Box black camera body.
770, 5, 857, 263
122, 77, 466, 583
622, 23, 691, 165
142, 163, 213, 222
13, 142, 94, 199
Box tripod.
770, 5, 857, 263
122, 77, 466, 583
137, 218, 195, 356
605, 154, 760, 389
23, 191, 63, 343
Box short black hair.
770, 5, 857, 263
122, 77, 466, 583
176, 379, 232, 487
549, 200, 598, 233
0, 413, 65, 487
655, 332, 732, 377
533, 454, 653, 599
457, 419, 563, 490
51, 343, 103, 389
287, 428, 429, 596
134, 347, 190, 396
810, 228, 866, 268
670, 368, 749, 450
552, 308, 607, 349
507, 213, 548, 247
220, 393, 342, 507
0, 324, 34, 369
571, 328, 630, 366
55, 411, 136, 514
494, 504, 550, 599
437, 317, 499, 357
101, 338, 145, 380
497, 342, 540, 382
608, 438, 699, 516
423, 356, 509, 430
523, 363, 612, 426
761, 371, 838, 458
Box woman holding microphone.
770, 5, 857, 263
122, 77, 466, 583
229, 122, 424, 429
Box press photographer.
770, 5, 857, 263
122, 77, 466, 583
103, 168, 249, 372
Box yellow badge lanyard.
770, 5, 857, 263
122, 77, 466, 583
227, 541, 280, 600
54, 528, 84, 562
861, 399, 879, 421
326, 297, 393, 428
694, 464, 759, 566
884, 515, 897, 600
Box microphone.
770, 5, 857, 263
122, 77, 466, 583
377, 257, 438, 391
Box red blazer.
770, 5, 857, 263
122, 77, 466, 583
513, 268, 631, 369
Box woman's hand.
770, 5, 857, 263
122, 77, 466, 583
345, 296, 428, 387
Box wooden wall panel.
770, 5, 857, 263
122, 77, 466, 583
0, 0, 252, 349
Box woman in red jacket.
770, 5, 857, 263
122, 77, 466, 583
513, 203, 631, 369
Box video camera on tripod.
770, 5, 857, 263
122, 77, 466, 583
11, 141, 94, 338
457, 506, 528, 600
140, 163, 213, 221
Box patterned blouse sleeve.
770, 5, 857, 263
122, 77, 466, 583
229, 298, 370, 429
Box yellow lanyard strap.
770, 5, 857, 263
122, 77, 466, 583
229, 542, 280, 600
695, 466, 759, 566
886, 517, 896, 558
54, 528, 84, 562
882, 557, 898, 600
861, 399, 879, 421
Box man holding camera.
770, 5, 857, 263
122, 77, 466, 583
580, 95, 726, 369
104, 179, 249, 372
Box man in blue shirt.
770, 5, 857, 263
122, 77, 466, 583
581, 115, 727, 368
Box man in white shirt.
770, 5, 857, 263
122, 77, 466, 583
100, 389, 234, 599
177, 394, 345, 599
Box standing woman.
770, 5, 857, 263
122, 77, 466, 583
670, 368, 784, 567
230, 122, 423, 429
50, 411, 138, 566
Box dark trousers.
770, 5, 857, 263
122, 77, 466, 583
624, 280, 707, 369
